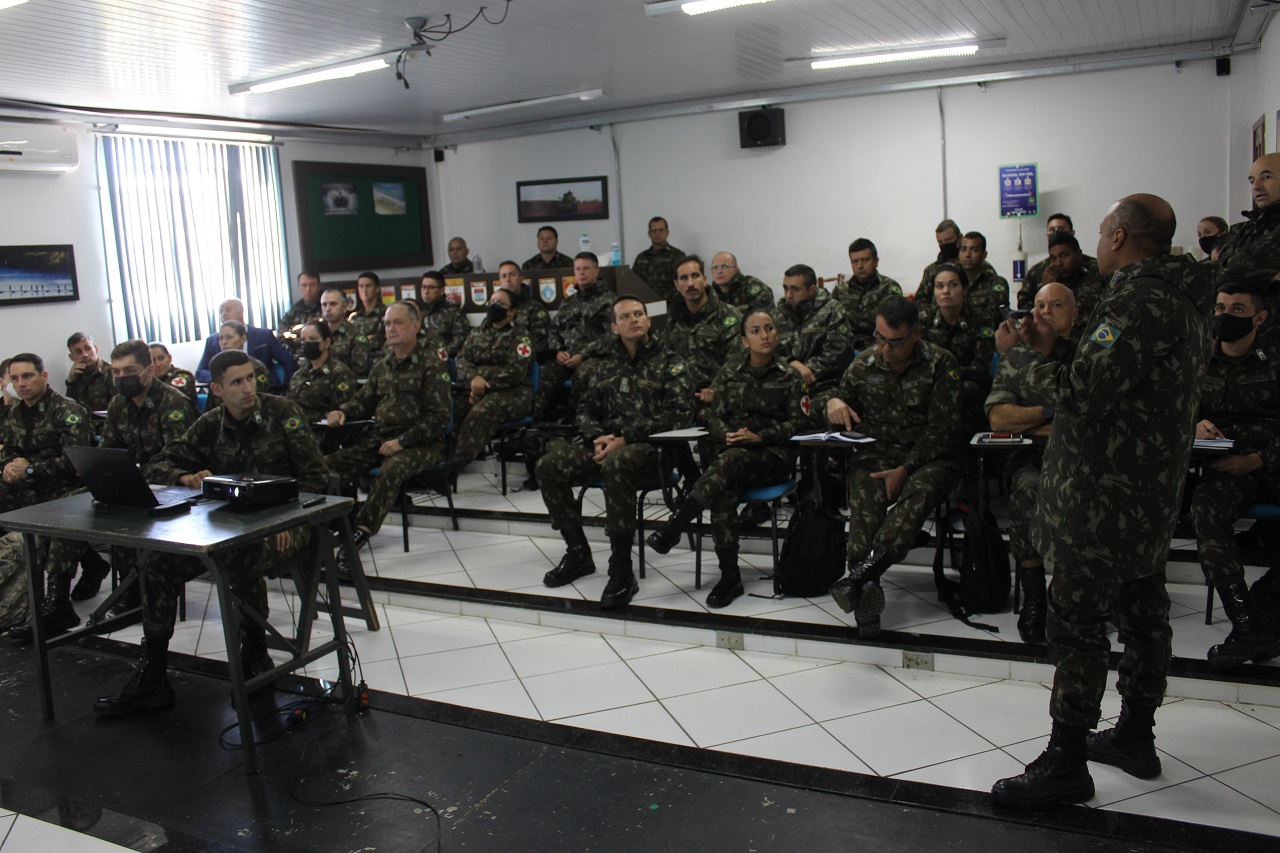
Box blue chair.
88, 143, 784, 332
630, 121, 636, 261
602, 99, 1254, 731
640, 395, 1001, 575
576, 467, 683, 580
1204, 502, 1280, 622
691, 479, 798, 590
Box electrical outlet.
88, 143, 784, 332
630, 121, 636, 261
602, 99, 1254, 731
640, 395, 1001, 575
716, 631, 744, 651
903, 651, 934, 671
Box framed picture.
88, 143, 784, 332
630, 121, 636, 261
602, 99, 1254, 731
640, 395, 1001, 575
293, 161, 433, 274
516, 176, 609, 223
1252, 115, 1266, 163
0, 244, 79, 306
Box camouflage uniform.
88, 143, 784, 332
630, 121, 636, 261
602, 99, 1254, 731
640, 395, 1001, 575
0, 532, 30, 631
774, 288, 854, 394
141, 395, 328, 640
830, 273, 902, 351
453, 322, 535, 463
921, 302, 997, 436
660, 293, 742, 393
925, 267, 1012, 327
714, 272, 774, 315
918, 261, 996, 305
1190, 336, 1280, 582
1217, 203, 1280, 275
1053, 263, 1108, 338
441, 259, 474, 275
1000, 253, 1215, 729
421, 297, 471, 358
829, 343, 963, 562
101, 379, 199, 464
631, 244, 685, 302
537, 336, 691, 542
204, 355, 270, 412
0, 388, 92, 579
538, 279, 616, 418
157, 367, 198, 405
507, 286, 553, 358
325, 342, 451, 534
1019, 255, 1100, 310
350, 304, 387, 354
277, 298, 321, 337
287, 359, 358, 422
65, 359, 116, 412
327, 321, 374, 378
522, 251, 575, 271
695, 358, 812, 547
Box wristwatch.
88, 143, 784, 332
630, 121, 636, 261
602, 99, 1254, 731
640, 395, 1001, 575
1041, 407, 1055, 422
25, 464, 34, 477
901, 460, 918, 475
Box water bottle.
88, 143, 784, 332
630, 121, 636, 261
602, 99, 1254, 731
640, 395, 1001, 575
609, 242, 622, 266
471, 254, 484, 273
579, 233, 591, 254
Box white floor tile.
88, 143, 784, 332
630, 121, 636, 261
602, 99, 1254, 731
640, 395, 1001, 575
1216, 754, 1280, 813
823, 699, 995, 776
1236, 702, 1280, 730
661, 680, 811, 748
929, 680, 1052, 747
390, 615, 498, 658
770, 661, 921, 723
466, 561, 553, 591
1088, 752, 1205, 808
500, 631, 621, 678
603, 634, 697, 660
556, 701, 695, 746
378, 603, 454, 627
626, 646, 762, 699
1106, 776, 1280, 838
713, 724, 873, 775
457, 541, 551, 572
486, 620, 570, 643
894, 748, 1027, 793
734, 649, 841, 679
444, 530, 528, 551
882, 668, 998, 699
346, 626, 403, 664
422, 678, 540, 718
0, 814, 134, 852
1151, 700, 1280, 775
522, 660, 656, 720
311, 657, 407, 695
402, 644, 517, 695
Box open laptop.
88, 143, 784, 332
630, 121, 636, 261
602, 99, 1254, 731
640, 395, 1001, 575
64, 446, 200, 514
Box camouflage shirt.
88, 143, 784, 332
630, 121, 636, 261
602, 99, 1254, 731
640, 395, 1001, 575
918, 261, 997, 303
659, 293, 742, 391
551, 279, 615, 355
288, 358, 358, 423
773, 287, 854, 392
100, 378, 199, 465
714, 273, 774, 315
830, 341, 963, 470
707, 357, 813, 447
507, 286, 553, 358
349, 304, 387, 354
421, 297, 471, 358
1217, 203, 1280, 275
577, 337, 692, 444
1198, 335, 1280, 473
157, 367, 198, 404
0, 388, 91, 496
328, 320, 373, 378
277, 298, 322, 336
458, 321, 535, 391
1002, 253, 1216, 578
205, 355, 270, 412
631, 244, 685, 302
830, 273, 903, 350
144, 394, 327, 493
985, 337, 1077, 418
65, 359, 116, 412
522, 251, 575, 271
1019, 255, 1100, 310
339, 342, 451, 448
921, 302, 997, 395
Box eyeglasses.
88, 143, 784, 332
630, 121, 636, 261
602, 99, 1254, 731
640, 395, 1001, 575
709, 264, 736, 272
873, 330, 915, 349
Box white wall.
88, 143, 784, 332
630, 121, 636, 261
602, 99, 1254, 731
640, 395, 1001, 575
1228, 19, 1280, 218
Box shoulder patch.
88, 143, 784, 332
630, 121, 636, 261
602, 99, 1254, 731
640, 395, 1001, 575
256, 372, 268, 385
171, 375, 188, 387
439, 372, 450, 382
980, 326, 995, 338
64, 412, 82, 425
437, 346, 449, 362
799, 395, 811, 416
165, 409, 186, 422
993, 282, 1008, 292
516, 339, 533, 358
669, 362, 686, 375
748, 284, 762, 294
282, 416, 301, 432
336, 381, 350, 392
837, 323, 850, 335
722, 314, 738, 328
355, 334, 367, 343
947, 368, 961, 381
1090, 323, 1120, 348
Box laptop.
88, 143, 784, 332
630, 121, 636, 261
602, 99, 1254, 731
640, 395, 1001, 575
64, 446, 200, 514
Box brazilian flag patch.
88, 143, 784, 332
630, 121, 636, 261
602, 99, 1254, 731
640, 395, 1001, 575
723, 314, 738, 328
257, 372, 268, 385
947, 368, 961, 381
980, 326, 995, 338
65, 412, 82, 425
748, 284, 762, 294
837, 323, 850, 334
166, 409, 186, 422
337, 381, 350, 392
1090, 323, 1120, 349
356, 335, 367, 343
670, 362, 685, 375
994, 282, 1008, 292
283, 416, 301, 432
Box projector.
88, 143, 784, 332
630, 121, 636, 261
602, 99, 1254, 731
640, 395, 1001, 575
202, 474, 299, 508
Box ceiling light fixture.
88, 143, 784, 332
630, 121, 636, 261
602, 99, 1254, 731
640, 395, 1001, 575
107, 125, 275, 143
443, 88, 606, 122
229, 56, 391, 95
785, 38, 1005, 71
645, 0, 773, 17
0, 0, 29, 11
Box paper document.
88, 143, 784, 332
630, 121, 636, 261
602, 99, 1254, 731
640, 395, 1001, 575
792, 431, 874, 443
1193, 438, 1234, 451
649, 427, 709, 439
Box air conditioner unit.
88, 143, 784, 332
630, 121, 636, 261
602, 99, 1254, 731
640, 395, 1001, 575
0, 122, 79, 173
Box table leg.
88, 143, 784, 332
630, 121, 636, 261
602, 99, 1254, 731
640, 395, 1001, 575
24, 533, 53, 720
320, 520, 355, 700
202, 553, 257, 774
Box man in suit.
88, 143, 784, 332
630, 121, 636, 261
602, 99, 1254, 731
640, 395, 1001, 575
195, 297, 296, 392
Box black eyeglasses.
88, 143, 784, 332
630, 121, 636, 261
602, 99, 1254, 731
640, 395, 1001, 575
873, 330, 914, 348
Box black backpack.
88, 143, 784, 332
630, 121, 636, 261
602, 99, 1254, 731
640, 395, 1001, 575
932, 502, 1011, 631
774, 486, 846, 598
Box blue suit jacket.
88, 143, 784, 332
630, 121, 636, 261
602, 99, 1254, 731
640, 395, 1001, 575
195, 325, 297, 390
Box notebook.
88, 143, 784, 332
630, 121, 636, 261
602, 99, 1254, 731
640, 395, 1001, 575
64, 445, 199, 511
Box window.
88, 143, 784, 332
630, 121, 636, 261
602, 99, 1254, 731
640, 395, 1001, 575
97, 134, 290, 344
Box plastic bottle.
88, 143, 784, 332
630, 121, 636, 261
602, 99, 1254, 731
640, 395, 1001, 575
579, 233, 591, 254
471, 254, 484, 273
609, 242, 622, 266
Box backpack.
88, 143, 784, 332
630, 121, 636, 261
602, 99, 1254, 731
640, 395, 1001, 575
932, 502, 1011, 632
774, 484, 846, 598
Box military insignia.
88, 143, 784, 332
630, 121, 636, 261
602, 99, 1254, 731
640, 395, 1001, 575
1090, 323, 1120, 348
356, 335, 367, 343
800, 395, 811, 416
257, 372, 268, 385
1256, 348, 1268, 362
436, 346, 449, 362
669, 362, 685, 375
283, 416, 301, 432
171, 375, 188, 387
65, 412, 82, 425
516, 340, 532, 358
337, 381, 350, 392
748, 284, 762, 294
838, 323, 850, 334
947, 368, 960, 381
994, 282, 1008, 292
722, 315, 738, 328
165, 409, 186, 422
563, 280, 578, 299
980, 326, 994, 338
439, 372, 450, 381
539, 279, 557, 304
470, 282, 489, 306
868, 373, 888, 385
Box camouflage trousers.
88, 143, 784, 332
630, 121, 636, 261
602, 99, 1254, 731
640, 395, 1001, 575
327, 438, 443, 534
533, 359, 598, 422
1047, 562, 1171, 729
845, 457, 960, 563
0, 484, 86, 578
1007, 454, 1044, 564
692, 446, 793, 548
0, 532, 31, 629
453, 385, 534, 464
1190, 467, 1280, 582
536, 440, 659, 541
141, 526, 312, 640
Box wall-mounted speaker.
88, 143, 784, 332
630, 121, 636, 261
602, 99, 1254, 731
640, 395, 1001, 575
739, 107, 785, 149
434, 148, 446, 163
1216, 57, 1231, 77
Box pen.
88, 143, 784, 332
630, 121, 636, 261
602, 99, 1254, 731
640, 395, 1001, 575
301, 495, 327, 507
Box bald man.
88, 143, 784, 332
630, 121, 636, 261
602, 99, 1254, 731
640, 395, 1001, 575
991, 194, 1217, 809
709, 251, 773, 314
441, 237, 474, 275
195, 297, 296, 390
1217, 153, 1280, 321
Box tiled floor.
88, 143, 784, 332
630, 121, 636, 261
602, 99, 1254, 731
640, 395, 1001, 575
0, 810, 132, 852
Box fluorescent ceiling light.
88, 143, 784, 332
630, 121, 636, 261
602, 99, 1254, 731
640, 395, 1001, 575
0, 0, 29, 11
645, 0, 773, 17
110, 125, 274, 143
812, 45, 979, 69
443, 88, 605, 122
229, 56, 389, 95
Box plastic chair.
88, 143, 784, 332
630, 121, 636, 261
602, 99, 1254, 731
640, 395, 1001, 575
575, 468, 683, 579
691, 479, 798, 590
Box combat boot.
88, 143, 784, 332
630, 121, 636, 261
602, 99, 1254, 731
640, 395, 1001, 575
544, 525, 596, 587
11, 573, 81, 643
71, 546, 111, 601
1207, 577, 1280, 667
706, 546, 744, 609
600, 537, 639, 609
93, 637, 175, 716
1016, 565, 1048, 644
830, 546, 894, 637
1087, 700, 1160, 779
240, 622, 274, 695
991, 721, 1094, 810
1249, 566, 1280, 633
645, 499, 701, 555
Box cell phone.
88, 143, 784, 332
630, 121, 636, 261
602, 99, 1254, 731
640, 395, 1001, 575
1000, 306, 1032, 321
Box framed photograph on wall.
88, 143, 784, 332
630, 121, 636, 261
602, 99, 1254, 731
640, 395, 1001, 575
516, 176, 609, 223
0, 244, 79, 306
293, 161, 433, 274
1252, 115, 1266, 163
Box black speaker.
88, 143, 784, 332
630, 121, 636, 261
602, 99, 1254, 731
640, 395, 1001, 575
739, 107, 785, 149
1216, 57, 1231, 77
434, 148, 446, 163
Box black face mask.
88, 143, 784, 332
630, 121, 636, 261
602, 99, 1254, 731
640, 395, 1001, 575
1214, 313, 1257, 343
116, 374, 145, 398
1198, 235, 1218, 255
937, 241, 960, 262
486, 304, 509, 325
300, 341, 323, 360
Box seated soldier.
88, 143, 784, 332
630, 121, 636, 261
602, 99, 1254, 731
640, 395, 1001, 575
349, 271, 388, 354
64, 332, 117, 413
288, 321, 358, 428
1041, 232, 1105, 336
94, 350, 328, 716
646, 308, 814, 608
710, 252, 774, 315
522, 225, 575, 271
823, 295, 963, 637
535, 252, 616, 421
320, 285, 373, 377
953, 231, 1012, 326
419, 270, 471, 358
920, 262, 996, 438
149, 341, 198, 404
831, 238, 902, 351
774, 263, 853, 395
205, 321, 270, 410
536, 296, 691, 608
984, 283, 1079, 643
324, 301, 451, 551
1190, 273, 1280, 667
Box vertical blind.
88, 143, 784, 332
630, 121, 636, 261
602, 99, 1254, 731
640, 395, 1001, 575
97, 134, 290, 345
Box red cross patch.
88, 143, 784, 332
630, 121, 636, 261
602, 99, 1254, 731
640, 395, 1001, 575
516, 342, 532, 358
436, 347, 449, 362
800, 395, 811, 416
171, 375, 188, 387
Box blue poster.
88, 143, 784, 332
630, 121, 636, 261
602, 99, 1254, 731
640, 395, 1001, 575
999, 164, 1038, 218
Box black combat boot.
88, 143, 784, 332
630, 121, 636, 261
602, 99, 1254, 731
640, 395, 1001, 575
600, 537, 639, 609
71, 546, 111, 601
12, 573, 82, 643
544, 525, 596, 587
241, 621, 274, 693
1087, 700, 1161, 779
645, 499, 702, 555
1250, 566, 1280, 633
991, 721, 1095, 810
93, 637, 175, 716
1207, 577, 1280, 667
830, 546, 894, 637
706, 546, 744, 609
1016, 565, 1048, 644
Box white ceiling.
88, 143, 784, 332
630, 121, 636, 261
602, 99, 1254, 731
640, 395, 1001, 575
0, 0, 1269, 145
